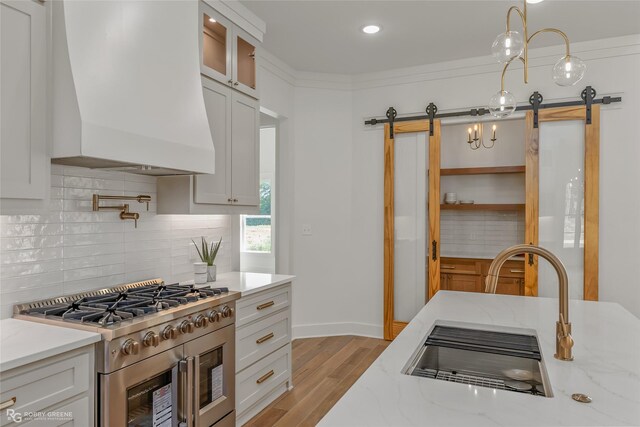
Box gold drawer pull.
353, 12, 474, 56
0, 397, 16, 411
442, 265, 456, 269
256, 370, 274, 384
510, 269, 525, 273
256, 332, 274, 344
256, 301, 275, 310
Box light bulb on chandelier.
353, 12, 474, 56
489, 91, 517, 118
552, 55, 586, 86
491, 31, 524, 63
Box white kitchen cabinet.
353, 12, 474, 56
232, 26, 259, 99
194, 77, 234, 205
0, 345, 95, 427
0, 0, 47, 200
229, 90, 260, 205
235, 283, 292, 427
158, 78, 259, 213
194, 78, 259, 207
200, 1, 259, 99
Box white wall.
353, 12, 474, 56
260, 34, 640, 338
0, 165, 233, 318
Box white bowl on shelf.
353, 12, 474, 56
459, 200, 475, 205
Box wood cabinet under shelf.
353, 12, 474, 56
440, 257, 525, 296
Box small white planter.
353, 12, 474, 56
207, 265, 217, 282
194, 262, 208, 284
193, 262, 207, 274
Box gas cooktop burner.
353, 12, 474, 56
22, 283, 229, 326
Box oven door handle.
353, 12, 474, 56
193, 354, 201, 427
180, 357, 195, 427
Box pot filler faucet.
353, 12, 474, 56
485, 244, 574, 361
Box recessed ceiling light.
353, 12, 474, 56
209, 17, 216, 23
526, 0, 544, 3
361, 25, 381, 34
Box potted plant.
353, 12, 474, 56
192, 236, 222, 282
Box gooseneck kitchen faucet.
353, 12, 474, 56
485, 244, 574, 361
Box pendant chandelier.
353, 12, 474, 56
489, 0, 586, 118
467, 123, 497, 150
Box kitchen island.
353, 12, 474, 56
319, 291, 640, 426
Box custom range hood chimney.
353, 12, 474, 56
51, 0, 215, 175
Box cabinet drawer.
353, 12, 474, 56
498, 262, 525, 279
236, 310, 290, 372
0, 350, 91, 427
236, 285, 291, 327
236, 344, 290, 415
440, 258, 480, 275
481, 260, 525, 278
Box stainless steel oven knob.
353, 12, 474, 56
121, 339, 140, 355
207, 310, 221, 323
143, 331, 160, 347
161, 325, 178, 340
194, 314, 208, 328
179, 320, 195, 334
221, 305, 234, 318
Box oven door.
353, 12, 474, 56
184, 324, 235, 427
100, 347, 184, 427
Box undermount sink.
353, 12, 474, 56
403, 321, 553, 397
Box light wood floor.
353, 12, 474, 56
244, 335, 390, 427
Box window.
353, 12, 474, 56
241, 126, 276, 256
242, 178, 272, 252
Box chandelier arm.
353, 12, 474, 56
500, 56, 520, 92
528, 28, 571, 57
506, 6, 525, 32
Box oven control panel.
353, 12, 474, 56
99, 301, 235, 372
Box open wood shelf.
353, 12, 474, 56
440, 203, 525, 211
440, 166, 525, 176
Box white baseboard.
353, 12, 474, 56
292, 322, 383, 340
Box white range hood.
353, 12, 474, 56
51, 0, 215, 175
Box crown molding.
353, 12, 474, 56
258, 49, 298, 86
262, 34, 640, 91
352, 34, 640, 91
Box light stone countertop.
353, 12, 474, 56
320, 291, 640, 426
183, 271, 295, 297
0, 318, 101, 373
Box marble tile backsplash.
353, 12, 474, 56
0, 165, 232, 319
440, 210, 525, 259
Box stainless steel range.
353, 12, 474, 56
14, 278, 240, 427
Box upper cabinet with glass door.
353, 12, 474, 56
200, 2, 259, 99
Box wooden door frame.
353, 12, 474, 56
524, 105, 600, 300
383, 120, 441, 340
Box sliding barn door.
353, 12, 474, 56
384, 119, 441, 340
524, 105, 599, 301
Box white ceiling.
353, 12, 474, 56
241, 0, 640, 74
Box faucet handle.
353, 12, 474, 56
555, 313, 574, 361
559, 313, 569, 335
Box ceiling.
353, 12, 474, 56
241, 0, 640, 74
